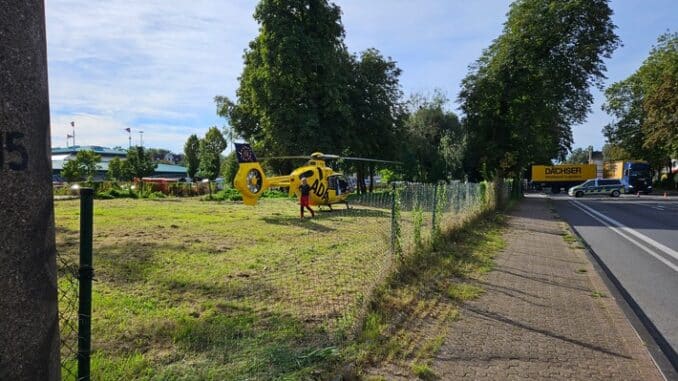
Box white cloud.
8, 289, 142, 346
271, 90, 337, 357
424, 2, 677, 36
46, 1, 258, 151
46, 0, 677, 153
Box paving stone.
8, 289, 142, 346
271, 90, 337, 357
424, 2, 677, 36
432, 197, 664, 380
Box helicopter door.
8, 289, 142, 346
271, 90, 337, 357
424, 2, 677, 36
328, 175, 345, 196
338, 176, 349, 194
328, 176, 338, 191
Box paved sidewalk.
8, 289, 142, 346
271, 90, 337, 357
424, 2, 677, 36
432, 196, 664, 380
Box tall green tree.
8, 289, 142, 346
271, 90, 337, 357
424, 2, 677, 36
603, 32, 677, 171
198, 127, 228, 197
346, 48, 405, 191
61, 150, 101, 182
220, 152, 239, 186
124, 146, 157, 181
401, 91, 465, 183
460, 0, 619, 182
217, 0, 353, 172
184, 134, 200, 179
107, 157, 125, 181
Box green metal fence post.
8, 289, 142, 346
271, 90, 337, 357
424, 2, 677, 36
431, 184, 438, 233
390, 183, 396, 254
78, 188, 94, 381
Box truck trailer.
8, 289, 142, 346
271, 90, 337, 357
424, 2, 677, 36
531, 164, 597, 194
603, 160, 653, 194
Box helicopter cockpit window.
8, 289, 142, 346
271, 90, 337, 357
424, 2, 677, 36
338, 177, 349, 193
299, 170, 314, 180
328, 176, 338, 190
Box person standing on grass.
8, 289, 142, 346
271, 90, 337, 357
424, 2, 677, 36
299, 177, 315, 219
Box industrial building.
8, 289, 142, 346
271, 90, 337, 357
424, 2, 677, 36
51, 145, 187, 181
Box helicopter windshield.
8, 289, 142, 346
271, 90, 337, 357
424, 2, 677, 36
328, 175, 350, 194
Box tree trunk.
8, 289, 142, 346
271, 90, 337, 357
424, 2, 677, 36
369, 164, 374, 193
494, 168, 506, 209
356, 164, 366, 194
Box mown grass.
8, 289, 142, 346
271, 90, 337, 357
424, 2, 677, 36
55, 197, 393, 380
352, 211, 507, 379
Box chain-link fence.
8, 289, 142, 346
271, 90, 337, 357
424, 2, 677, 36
56, 189, 94, 381
57, 229, 80, 380
216, 181, 501, 374
52, 181, 507, 379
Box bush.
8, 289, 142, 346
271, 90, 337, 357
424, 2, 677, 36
96, 187, 136, 199
207, 188, 243, 201
261, 189, 289, 199
53, 185, 72, 196
204, 188, 290, 202
169, 183, 196, 197
148, 191, 166, 199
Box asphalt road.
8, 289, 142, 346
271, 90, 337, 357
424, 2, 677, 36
548, 193, 678, 369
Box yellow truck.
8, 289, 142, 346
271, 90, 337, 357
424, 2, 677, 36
531, 164, 597, 194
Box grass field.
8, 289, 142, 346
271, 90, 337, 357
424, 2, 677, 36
55, 197, 394, 380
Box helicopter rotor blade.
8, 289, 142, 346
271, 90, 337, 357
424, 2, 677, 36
318, 154, 341, 159
340, 156, 401, 164
259, 156, 310, 160
259, 154, 400, 164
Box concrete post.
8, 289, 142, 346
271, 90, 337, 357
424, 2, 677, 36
0, 1, 61, 380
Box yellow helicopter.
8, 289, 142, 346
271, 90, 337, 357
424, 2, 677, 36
233, 143, 397, 208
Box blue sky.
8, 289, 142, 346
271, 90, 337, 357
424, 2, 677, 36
46, 0, 677, 154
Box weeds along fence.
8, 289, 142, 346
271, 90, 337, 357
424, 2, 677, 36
54, 180, 510, 379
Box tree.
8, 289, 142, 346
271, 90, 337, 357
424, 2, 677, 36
146, 148, 174, 164
459, 0, 619, 183
603, 32, 677, 171
124, 146, 156, 182
107, 157, 125, 181
220, 152, 239, 186
198, 127, 228, 197
184, 134, 200, 179
61, 150, 101, 182
346, 48, 405, 192
602, 143, 632, 161
400, 91, 465, 183
216, 0, 354, 172
564, 146, 593, 164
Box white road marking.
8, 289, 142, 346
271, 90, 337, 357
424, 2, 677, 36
569, 200, 678, 273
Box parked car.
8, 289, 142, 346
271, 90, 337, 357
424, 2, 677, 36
568, 178, 624, 198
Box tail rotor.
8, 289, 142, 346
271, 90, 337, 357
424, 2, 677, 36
233, 143, 269, 205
